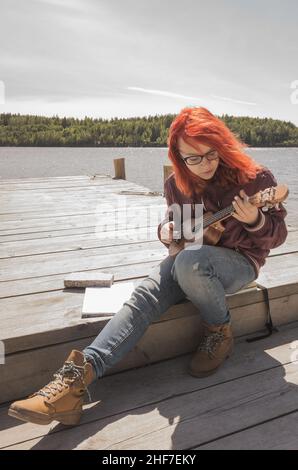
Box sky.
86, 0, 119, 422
0, 0, 297, 123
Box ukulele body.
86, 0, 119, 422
168, 211, 225, 257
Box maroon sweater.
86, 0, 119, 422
157, 167, 288, 278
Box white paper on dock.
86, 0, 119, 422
82, 281, 136, 317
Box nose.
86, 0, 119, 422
201, 157, 213, 169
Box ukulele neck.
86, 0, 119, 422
191, 203, 235, 234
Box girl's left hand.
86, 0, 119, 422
232, 189, 260, 226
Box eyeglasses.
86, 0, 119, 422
180, 149, 219, 166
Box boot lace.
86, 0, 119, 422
198, 331, 225, 358
34, 361, 92, 401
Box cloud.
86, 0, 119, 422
37, 0, 85, 10
128, 86, 257, 106
127, 87, 203, 101
210, 94, 257, 106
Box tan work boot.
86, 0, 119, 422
188, 321, 234, 377
8, 350, 95, 426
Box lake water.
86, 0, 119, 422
0, 146, 297, 227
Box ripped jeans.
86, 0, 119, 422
83, 245, 256, 379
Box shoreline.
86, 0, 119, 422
0, 145, 298, 149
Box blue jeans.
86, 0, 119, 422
83, 245, 256, 379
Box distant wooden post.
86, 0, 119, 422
163, 165, 173, 184
113, 158, 126, 180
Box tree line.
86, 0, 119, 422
0, 112, 297, 147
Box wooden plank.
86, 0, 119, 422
0, 282, 266, 356
0, 181, 119, 191
0, 209, 103, 221
0, 260, 161, 298
0, 224, 294, 246
0, 228, 163, 258
0, 204, 166, 242
0, 198, 164, 221
0, 224, 296, 259
0, 181, 153, 200
0, 190, 152, 211
2, 276, 298, 363
0, 184, 157, 208
0, 205, 166, 235
1, 321, 298, 449
0, 199, 153, 219
0, 178, 144, 191
92, 362, 298, 450
197, 412, 298, 449
0, 242, 164, 281
0, 175, 107, 184
0, 227, 109, 243
0, 198, 165, 235
256, 251, 298, 293
0, 204, 165, 228
0, 218, 164, 237
1, 245, 298, 300
0, 178, 149, 193
0, 210, 166, 238
0, 284, 264, 353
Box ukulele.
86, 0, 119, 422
168, 184, 289, 257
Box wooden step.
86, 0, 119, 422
1, 267, 298, 405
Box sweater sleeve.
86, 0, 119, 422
241, 170, 288, 250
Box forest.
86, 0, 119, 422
0, 112, 297, 147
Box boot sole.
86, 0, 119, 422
8, 407, 82, 426
188, 347, 234, 378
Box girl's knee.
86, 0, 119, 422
171, 250, 194, 282
172, 247, 211, 282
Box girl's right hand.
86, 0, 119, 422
160, 221, 175, 244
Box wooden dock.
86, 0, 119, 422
1, 173, 298, 450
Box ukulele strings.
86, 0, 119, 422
187, 194, 256, 234
193, 196, 255, 232
191, 204, 234, 233
203, 204, 234, 228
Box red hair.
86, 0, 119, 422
167, 107, 264, 197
